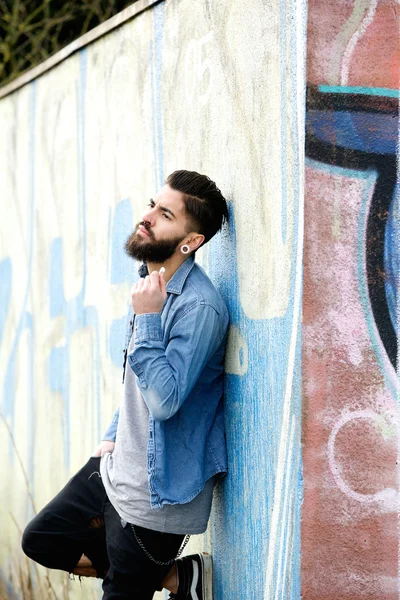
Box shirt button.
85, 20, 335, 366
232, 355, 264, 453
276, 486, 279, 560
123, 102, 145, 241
141, 382, 148, 389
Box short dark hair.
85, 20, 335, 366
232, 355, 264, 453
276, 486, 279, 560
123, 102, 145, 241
165, 170, 228, 246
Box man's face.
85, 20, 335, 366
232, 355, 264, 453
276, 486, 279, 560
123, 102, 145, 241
124, 184, 191, 263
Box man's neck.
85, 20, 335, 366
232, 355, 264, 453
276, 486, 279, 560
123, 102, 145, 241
146, 254, 191, 283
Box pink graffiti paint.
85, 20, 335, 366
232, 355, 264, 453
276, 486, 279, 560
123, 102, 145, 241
302, 165, 399, 599
307, 0, 400, 90
303, 0, 399, 596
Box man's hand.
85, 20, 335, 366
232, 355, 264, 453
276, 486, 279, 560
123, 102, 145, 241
131, 270, 167, 315
92, 440, 115, 457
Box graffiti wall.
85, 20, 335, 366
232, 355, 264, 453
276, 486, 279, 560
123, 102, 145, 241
0, 1, 306, 599
302, 0, 400, 598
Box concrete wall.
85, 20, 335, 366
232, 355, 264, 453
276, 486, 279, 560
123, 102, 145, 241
3, 1, 398, 599
303, 0, 399, 598
0, 1, 306, 599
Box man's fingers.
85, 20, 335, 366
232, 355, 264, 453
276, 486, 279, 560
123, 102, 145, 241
159, 272, 167, 297
150, 269, 166, 298
131, 271, 166, 314
91, 440, 115, 457
131, 279, 143, 295
149, 270, 160, 290
142, 275, 151, 290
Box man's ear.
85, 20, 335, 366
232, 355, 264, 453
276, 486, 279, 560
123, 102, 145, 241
187, 233, 205, 252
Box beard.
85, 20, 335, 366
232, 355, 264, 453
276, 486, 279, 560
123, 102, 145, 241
124, 223, 184, 263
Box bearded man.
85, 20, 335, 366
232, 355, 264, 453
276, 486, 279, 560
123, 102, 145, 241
22, 170, 229, 600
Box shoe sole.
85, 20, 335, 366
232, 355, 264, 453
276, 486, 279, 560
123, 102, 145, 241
200, 552, 212, 600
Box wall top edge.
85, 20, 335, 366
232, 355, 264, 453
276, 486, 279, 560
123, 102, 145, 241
0, 0, 163, 101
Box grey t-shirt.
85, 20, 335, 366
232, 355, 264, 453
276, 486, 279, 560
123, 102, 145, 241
100, 331, 215, 534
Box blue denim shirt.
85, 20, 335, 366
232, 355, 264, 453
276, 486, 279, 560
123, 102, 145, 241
103, 256, 229, 508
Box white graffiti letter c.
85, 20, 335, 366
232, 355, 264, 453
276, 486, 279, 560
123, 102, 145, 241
328, 409, 398, 511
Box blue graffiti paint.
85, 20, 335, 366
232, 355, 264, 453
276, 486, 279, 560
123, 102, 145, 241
109, 317, 128, 367
307, 111, 397, 155
49, 237, 66, 318
85, 305, 102, 442
107, 207, 112, 281
384, 183, 399, 336
0, 257, 12, 343
49, 347, 68, 398
79, 49, 88, 280
48, 340, 70, 465
149, 1, 166, 188
285, 6, 303, 595
2, 82, 36, 465
107, 197, 136, 367
46, 48, 105, 464
47, 284, 104, 461
318, 85, 400, 98
4, 311, 35, 491
153, 2, 165, 187
149, 42, 159, 189
110, 199, 133, 285
208, 200, 302, 600
25, 312, 35, 501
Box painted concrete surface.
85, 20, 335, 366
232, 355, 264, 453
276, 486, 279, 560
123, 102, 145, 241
0, 1, 306, 599
302, 0, 400, 598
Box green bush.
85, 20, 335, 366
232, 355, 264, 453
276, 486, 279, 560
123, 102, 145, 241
0, 0, 136, 86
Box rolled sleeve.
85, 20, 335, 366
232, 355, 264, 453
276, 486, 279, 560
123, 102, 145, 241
102, 408, 120, 442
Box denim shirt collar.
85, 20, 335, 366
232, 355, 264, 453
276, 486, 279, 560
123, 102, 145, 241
138, 256, 196, 296
166, 256, 196, 295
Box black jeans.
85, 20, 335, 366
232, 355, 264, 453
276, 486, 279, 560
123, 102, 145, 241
21, 457, 185, 599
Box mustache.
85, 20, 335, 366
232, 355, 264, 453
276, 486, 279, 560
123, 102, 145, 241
135, 221, 155, 240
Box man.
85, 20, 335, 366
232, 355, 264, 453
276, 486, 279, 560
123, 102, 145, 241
22, 170, 229, 600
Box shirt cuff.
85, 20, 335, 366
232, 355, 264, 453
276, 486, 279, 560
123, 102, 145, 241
134, 313, 163, 343
102, 421, 118, 442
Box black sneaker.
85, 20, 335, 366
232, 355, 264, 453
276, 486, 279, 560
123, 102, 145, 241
171, 552, 212, 600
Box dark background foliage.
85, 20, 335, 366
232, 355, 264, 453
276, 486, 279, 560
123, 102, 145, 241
0, 0, 136, 86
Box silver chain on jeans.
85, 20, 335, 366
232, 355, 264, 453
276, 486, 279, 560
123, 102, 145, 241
130, 524, 191, 566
